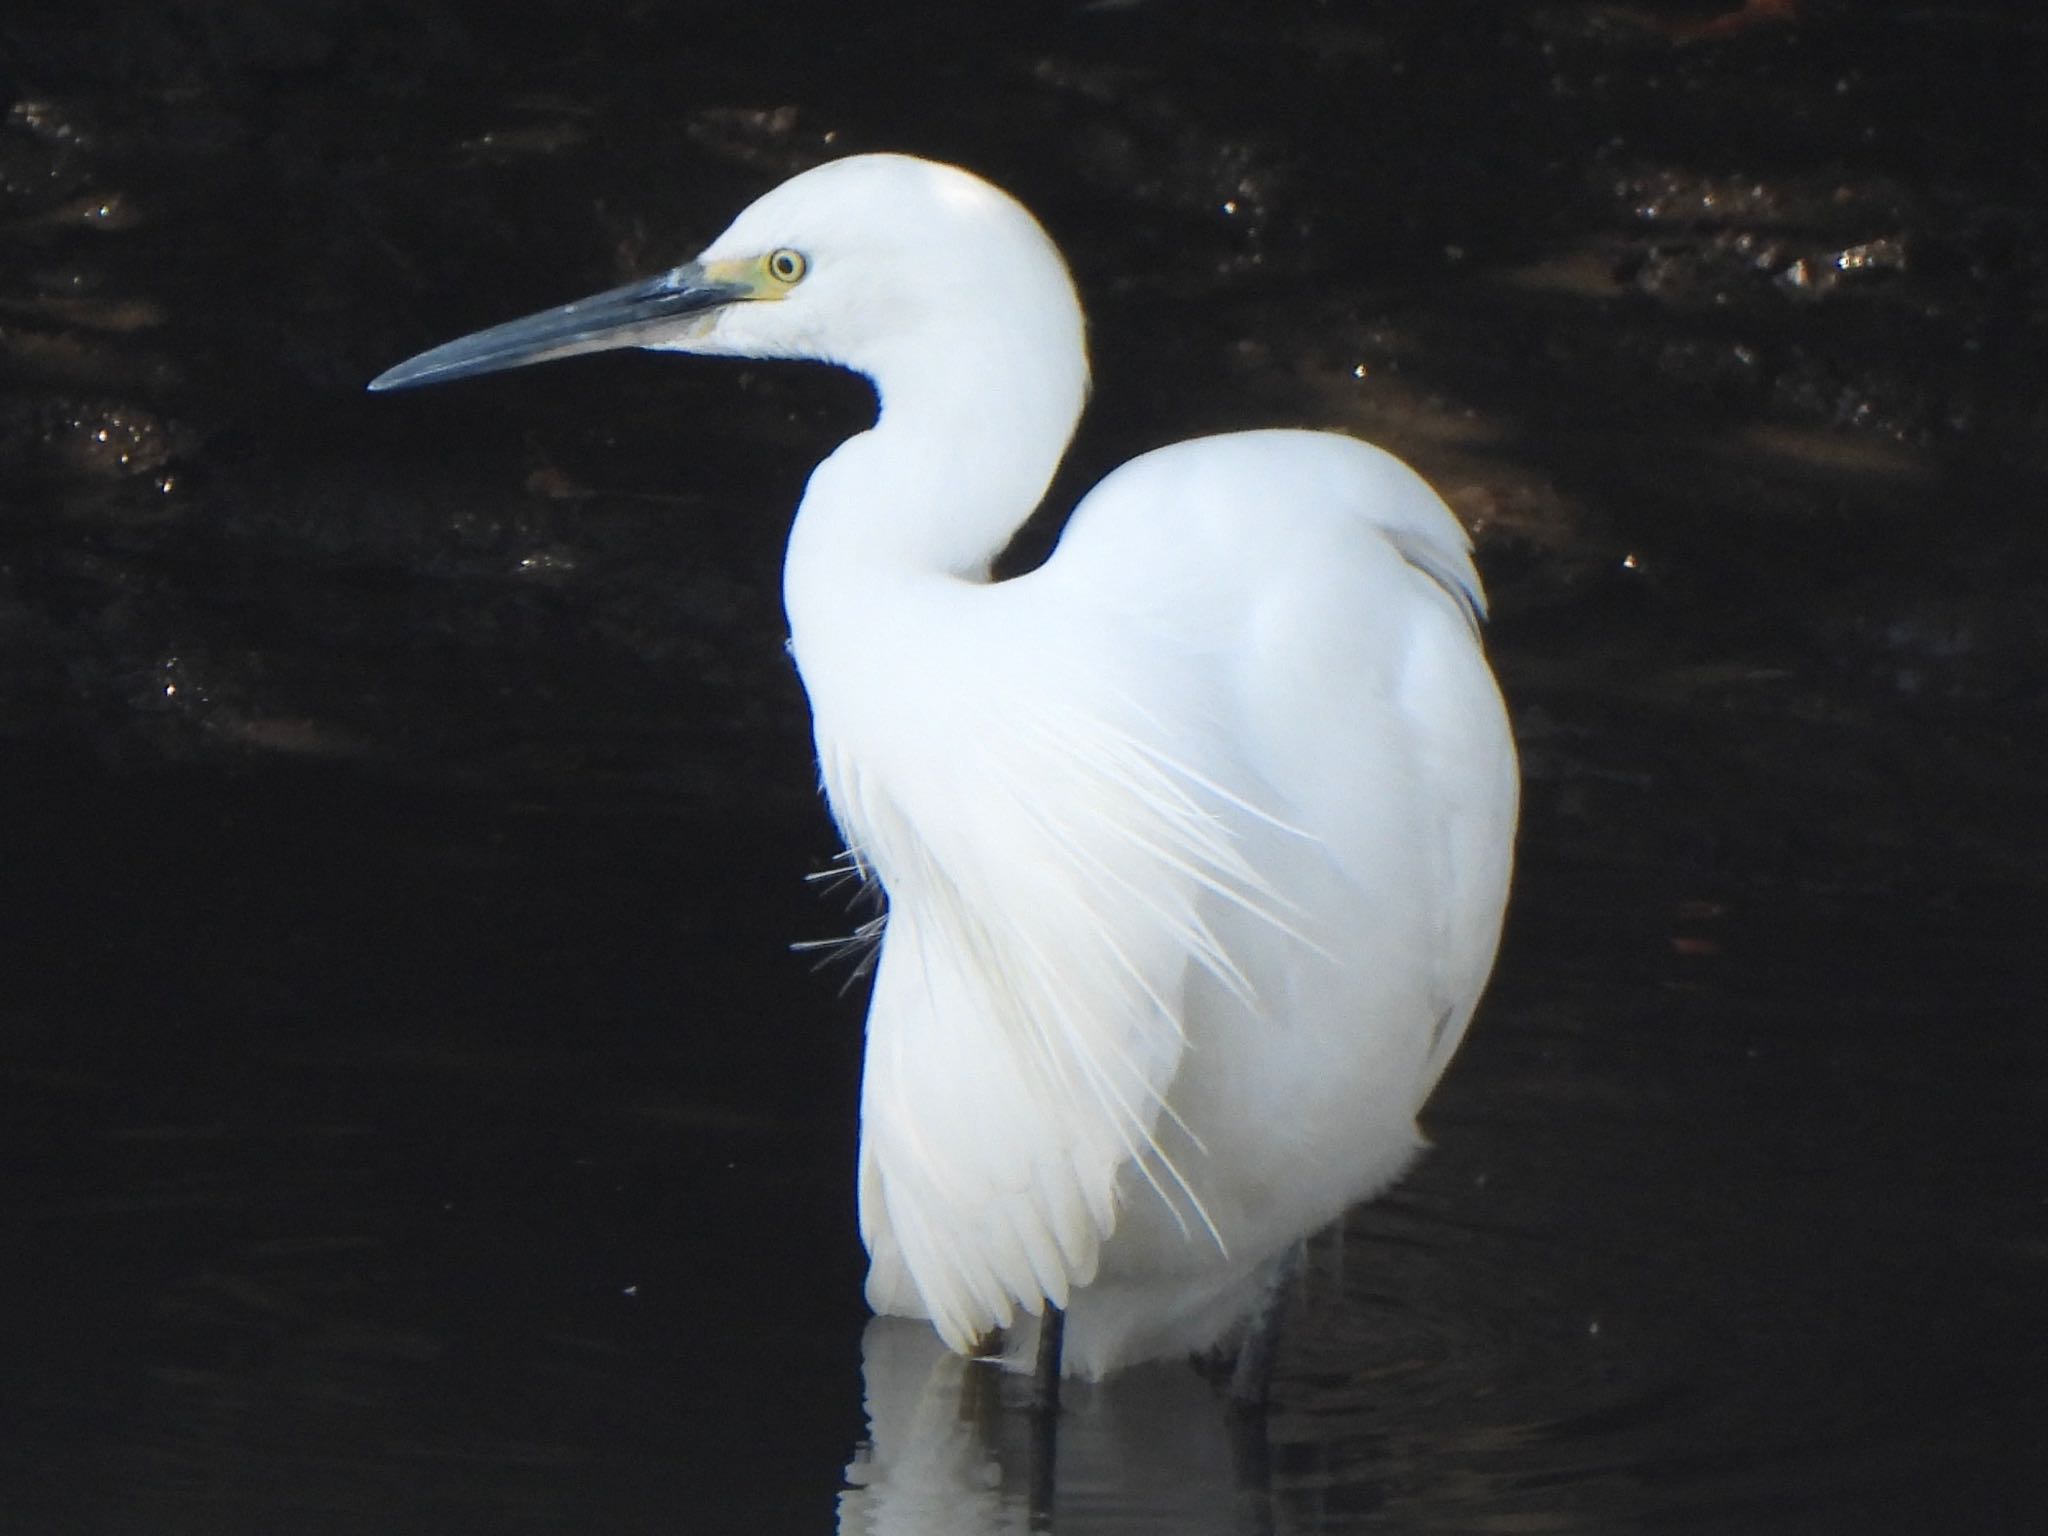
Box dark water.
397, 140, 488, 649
4, 2, 2044, 1531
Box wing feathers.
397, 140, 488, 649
835, 693, 1304, 1345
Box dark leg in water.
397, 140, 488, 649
1228, 1249, 1299, 1409
1028, 1307, 1065, 1528
1031, 1304, 1066, 1414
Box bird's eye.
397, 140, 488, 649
766, 249, 808, 285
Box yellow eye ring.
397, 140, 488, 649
767, 248, 808, 284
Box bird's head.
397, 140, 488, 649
368, 153, 1088, 409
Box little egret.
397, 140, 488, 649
371, 153, 1518, 1400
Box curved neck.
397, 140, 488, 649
782, 313, 1087, 682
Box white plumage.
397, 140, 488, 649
371, 153, 1518, 1383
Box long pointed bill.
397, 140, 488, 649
367, 262, 750, 392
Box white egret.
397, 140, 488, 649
371, 153, 1517, 1401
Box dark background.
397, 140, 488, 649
3, 2, 2044, 1531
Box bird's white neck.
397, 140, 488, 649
781, 314, 1088, 680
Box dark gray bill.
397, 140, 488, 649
367, 263, 746, 392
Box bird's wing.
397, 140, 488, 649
1053, 428, 1514, 1089
833, 660, 1305, 1352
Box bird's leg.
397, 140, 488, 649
1227, 1248, 1300, 1409
1030, 1304, 1065, 1415
1026, 1306, 1065, 1529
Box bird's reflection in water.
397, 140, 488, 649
840, 1317, 1285, 1535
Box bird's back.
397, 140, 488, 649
1047, 427, 1512, 1048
